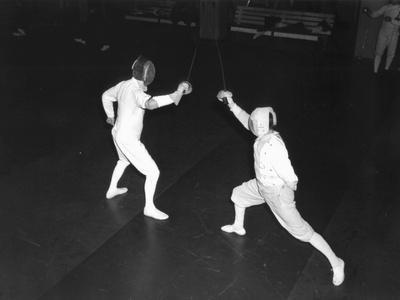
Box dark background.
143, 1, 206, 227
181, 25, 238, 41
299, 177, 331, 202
1, 1, 400, 299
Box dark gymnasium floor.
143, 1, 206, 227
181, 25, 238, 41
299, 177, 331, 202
2, 20, 400, 300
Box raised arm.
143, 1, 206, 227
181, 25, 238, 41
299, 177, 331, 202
363, 5, 387, 18
216, 90, 250, 130
144, 81, 192, 110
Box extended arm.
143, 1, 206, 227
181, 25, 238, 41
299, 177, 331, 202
145, 81, 192, 110
217, 90, 250, 130
364, 5, 387, 18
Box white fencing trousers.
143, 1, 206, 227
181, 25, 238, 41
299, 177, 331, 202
376, 29, 399, 58
231, 179, 314, 242
112, 129, 159, 177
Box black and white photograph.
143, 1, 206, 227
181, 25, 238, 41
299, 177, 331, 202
1, 0, 400, 299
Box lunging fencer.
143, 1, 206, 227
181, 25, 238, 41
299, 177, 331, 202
364, 1, 400, 73
216, 90, 345, 286
102, 55, 192, 220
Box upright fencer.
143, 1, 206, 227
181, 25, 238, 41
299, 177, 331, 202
102, 55, 192, 220
217, 90, 345, 286
364, 1, 400, 73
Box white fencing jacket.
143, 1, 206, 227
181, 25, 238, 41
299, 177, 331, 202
230, 103, 298, 189
102, 78, 151, 140
372, 4, 400, 34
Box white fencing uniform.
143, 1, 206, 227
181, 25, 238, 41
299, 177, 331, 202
374, 4, 400, 55
102, 69, 189, 220
219, 96, 344, 285
370, 4, 400, 72
228, 103, 314, 241
103, 78, 159, 178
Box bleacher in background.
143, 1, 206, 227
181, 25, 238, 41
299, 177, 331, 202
231, 5, 335, 42
125, 0, 198, 27
125, 1, 335, 44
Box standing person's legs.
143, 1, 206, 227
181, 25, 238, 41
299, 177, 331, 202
221, 204, 247, 235
106, 160, 129, 198
116, 137, 167, 220
267, 185, 345, 286
385, 32, 399, 70
309, 233, 345, 286
106, 130, 130, 199
221, 179, 265, 235
374, 30, 389, 73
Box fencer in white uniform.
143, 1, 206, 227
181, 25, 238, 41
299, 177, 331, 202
217, 90, 345, 286
102, 55, 192, 220
364, 1, 400, 73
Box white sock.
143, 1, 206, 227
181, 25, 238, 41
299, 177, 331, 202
332, 258, 345, 286
106, 187, 128, 199
309, 232, 345, 285
142, 169, 167, 220
221, 205, 246, 235
144, 206, 168, 220
106, 160, 129, 199
221, 224, 246, 235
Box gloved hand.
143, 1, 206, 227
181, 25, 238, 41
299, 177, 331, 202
216, 90, 233, 105
177, 81, 192, 95
170, 81, 192, 106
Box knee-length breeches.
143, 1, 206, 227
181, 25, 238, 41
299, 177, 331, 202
376, 29, 399, 57
112, 129, 159, 177
231, 179, 314, 242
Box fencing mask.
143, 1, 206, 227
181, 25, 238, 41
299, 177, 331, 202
132, 55, 156, 86
248, 107, 277, 137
